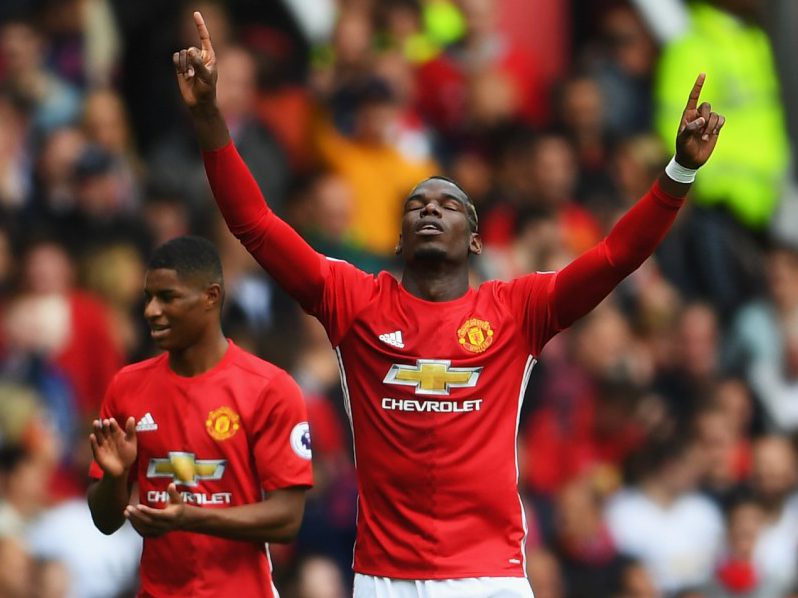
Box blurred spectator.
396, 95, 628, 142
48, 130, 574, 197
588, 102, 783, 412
150, 43, 289, 214
26, 498, 141, 598
0, 18, 81, 141
28, 125, 87, 216
585, 3, 657, 137
727, 241, 798, 433
747, 436, 798, 595
81, 87, 142, 209
314, 76, 437, 255
7, 238, 122, 420
0, 90, 31, 210
526, 547, 565, 598
605, 437, 724, 594
614, 557, 661, 598
654, 0, 790, 316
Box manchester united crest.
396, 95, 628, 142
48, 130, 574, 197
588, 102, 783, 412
206, 406, 241, 441
457, 318, 495, 353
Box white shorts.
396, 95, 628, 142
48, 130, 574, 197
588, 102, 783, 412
353, 573, 535, 598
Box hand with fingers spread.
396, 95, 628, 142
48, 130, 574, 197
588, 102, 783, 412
90, 416, 137, 479
674, 73, 726, 170
173, 11, 218, 111
125, 483, 186, 538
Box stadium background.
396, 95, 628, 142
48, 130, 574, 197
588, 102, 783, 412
0, 0, 797, 596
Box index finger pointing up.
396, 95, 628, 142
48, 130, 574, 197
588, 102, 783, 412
685, 73, 706, 112
193, 11, 213, 53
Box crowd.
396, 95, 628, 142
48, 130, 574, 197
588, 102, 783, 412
0, 0, 796, 596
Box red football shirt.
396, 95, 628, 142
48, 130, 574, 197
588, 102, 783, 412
203, 142, 684, 580
89, 340, 313, 597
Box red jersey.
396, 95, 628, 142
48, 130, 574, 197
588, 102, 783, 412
203, 143, 685, 579
89, 341, 313, 597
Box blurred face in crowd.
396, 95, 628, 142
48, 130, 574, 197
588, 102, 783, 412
143, 268, 220, 352
354, 99, 399, 145
713, 378, 753, 435
695, 409, 737, 487
619, 562, 660, 598
216, 46, 257, 122
458, 0, 498, 41
555, 480, 604, 547
83, 90, 131, 154
334, 10, 373, 66
38, 127, 86, 191
312, 174, 354, 242
529, 136, 578, 208
398, 178, 480, 263
677, 304, 718, 379
765, 247, 798, 312
560, 77, 604, 138
0, 21, 43, 76
23, 242, 74, 295
727, 500, 764, 559
751, 436, 798, 510
600, 6, 656, 76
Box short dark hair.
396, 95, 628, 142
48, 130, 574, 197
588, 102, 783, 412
148, 236, 223, 286
419, 175, 479, 232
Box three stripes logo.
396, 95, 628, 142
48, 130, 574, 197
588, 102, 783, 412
135, 412, 158, 432
379, 330, 405, 349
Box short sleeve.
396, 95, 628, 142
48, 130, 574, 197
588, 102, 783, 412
88, 374, 136, 480
251, 371, 314, 492
307, 258, 380, 346
501, 271, 560, 356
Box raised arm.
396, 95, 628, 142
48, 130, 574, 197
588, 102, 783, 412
173, 12, 327, 308
550, 74, 725, 329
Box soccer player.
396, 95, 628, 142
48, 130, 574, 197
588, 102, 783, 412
175, 12, 725, 597
87, 236, 313, 598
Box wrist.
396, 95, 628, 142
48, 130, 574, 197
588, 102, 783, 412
666, 156, 698, 183
189, 100, 221, 120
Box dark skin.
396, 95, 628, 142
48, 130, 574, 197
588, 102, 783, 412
88, 266, 306, 541
175, 12, 724, 303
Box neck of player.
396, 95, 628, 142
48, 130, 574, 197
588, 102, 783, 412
168, 330, 229, 377
401, 261, 471, 302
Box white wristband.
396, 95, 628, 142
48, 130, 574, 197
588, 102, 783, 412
665, 156, 698, 184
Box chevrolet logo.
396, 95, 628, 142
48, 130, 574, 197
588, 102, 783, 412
383, 360, 482, 396
146, 452, 226, 487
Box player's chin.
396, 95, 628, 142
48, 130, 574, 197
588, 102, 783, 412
412, 245, 448, 261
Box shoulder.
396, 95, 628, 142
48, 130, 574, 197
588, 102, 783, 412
228, 345, 300, 394
114, 354, 167, 384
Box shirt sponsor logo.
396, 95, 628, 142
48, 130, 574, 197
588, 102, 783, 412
206, 406, 240, 441
146, 452, 226, 487
379, 330, 405, 349
381, 397, 483, 413
147, 490, 232, 505
290, 422, 312, 460
383, 359, 482, 396
135, 412, 158, 432
457, 317, 495, 353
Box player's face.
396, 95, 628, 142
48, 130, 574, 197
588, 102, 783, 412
143, 268, 213, 351
398, 179, 481, 263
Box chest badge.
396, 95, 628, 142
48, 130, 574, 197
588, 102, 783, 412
457, 317, 494, 353
206, 406, 241, 441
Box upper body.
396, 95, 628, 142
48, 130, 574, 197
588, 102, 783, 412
87, 236, 312, 598
175, 11, 724, 579
655, 0, 788, 227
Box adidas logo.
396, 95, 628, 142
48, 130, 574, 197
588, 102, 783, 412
379, 330, 405, 349
135, 412, 158, 432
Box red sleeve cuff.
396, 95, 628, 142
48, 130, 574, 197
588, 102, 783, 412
651, 179, 687, 210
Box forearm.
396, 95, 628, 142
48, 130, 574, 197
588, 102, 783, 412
180, 491, 305, 543
551, 175, 687, 328
189, 102, 230, 151
202, 141, 327, 306
87, 475, 131, 535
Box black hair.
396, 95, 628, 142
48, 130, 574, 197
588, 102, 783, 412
148, 236, 223, 287
418, 175, 479, 232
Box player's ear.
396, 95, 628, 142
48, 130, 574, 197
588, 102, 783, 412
205, 282, 223, 310
395, 234, 403, 255
468, 232, 482, 256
